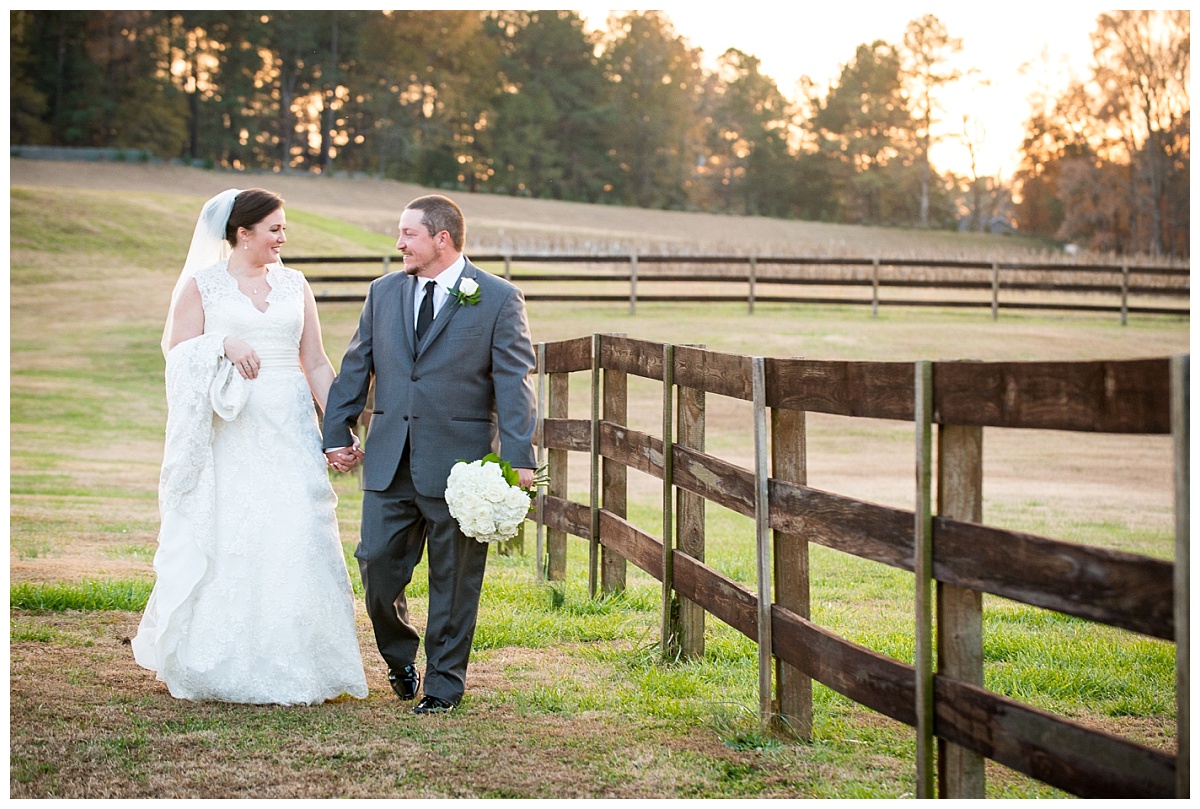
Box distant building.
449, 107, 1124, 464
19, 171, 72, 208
987, 215, 1015, 235
957, 215, 1017, 235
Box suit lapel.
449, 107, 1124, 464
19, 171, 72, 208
401, 274, 418, 359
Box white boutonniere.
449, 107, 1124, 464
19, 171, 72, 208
450, 277, 481, 306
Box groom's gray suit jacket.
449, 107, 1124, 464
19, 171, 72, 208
322, 260, 537, 495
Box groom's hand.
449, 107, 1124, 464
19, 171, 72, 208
325, 446, 363, 473
516, 468, 535, 489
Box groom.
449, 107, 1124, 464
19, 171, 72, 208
323, 194, 537, 714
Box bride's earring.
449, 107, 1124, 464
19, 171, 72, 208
243, 241, 248, 251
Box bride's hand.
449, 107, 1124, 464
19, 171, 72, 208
325, 434, 365, 473
224, 337, 260, 379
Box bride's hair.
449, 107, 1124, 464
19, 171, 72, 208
225, 188, 284, 246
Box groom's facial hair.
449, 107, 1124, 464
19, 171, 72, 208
403, 243, 446, 276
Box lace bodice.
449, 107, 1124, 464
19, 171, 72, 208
194, 260, 306, 356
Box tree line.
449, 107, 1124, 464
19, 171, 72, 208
9, 10, 1189, 257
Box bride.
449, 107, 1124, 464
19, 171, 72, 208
132, 188, 368, 705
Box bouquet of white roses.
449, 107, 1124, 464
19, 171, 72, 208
445, 453, 534, 544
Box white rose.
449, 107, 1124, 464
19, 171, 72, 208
459, 277, 479, 296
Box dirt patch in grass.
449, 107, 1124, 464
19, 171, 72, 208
12, 607, 1171, 798
11, 611, 855, 799
10, 489, 160, 583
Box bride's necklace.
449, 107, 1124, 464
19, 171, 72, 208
231, 266, 269, 295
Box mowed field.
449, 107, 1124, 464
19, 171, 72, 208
11, 159, 1057, 255
9, 160, 1190, 798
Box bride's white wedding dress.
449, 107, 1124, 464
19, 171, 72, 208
133, 260, 368, 705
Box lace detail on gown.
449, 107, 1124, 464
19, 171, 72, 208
133, 261, 368, 705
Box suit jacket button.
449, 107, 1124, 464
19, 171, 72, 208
411, 374, 419, 382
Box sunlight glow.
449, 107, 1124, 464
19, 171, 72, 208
579, 4, 1110, 179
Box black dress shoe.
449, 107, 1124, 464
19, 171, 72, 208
413, 695, 456, 714
388, 664, 420, 701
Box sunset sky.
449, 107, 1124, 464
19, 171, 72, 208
580, 4, 1116, 180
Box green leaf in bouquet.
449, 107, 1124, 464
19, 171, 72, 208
480, 452, 519, 487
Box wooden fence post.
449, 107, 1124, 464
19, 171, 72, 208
1173, 354, 1190, 797
914, 360, 935, 798
748, 255, 757, 315
677, 346, 706, 658
937, 422, 986, 798
629, 250, 638, 316
1121, 263, 1130, 326
535, 343, 547, 582
545, 366, 570, 581
991, 261, 999, 320
382, 255, 391, 275
772, 404, 811, 740
602, 335, 629, 595
872, 258, 881, 318
752, 357, 773, 725
661, 343, 679, 659
504, 251, 512, 282
589, 334, 601, 598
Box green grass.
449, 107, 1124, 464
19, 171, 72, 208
11, 535, 61, 561
285, 208, 396, 253
11, 579, 155, 612
982, 600, 1175, 717
102, 543, 156, 563
10, 618, 96, 646
985, 499, 1174, 559
10, 757, 61, 786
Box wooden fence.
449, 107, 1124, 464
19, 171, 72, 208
292, 253, 1189, 322
525, 333, 1189, 798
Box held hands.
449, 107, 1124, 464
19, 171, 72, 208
325, 435, 365, 473
224, 337, 261, 380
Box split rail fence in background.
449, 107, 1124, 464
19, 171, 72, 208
294, 253, 1189, 322
527, 334, 1189, 799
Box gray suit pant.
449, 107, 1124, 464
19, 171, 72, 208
357, 454, 489, 704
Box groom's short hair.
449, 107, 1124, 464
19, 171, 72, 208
407, 195, 465, 252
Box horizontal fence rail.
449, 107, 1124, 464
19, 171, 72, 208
291, 253, 1190, 322
519, 333, 1188, 798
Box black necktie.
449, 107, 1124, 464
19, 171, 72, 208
415, 280, 435, 341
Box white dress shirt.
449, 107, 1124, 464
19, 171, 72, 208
413, 255, 466, 332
